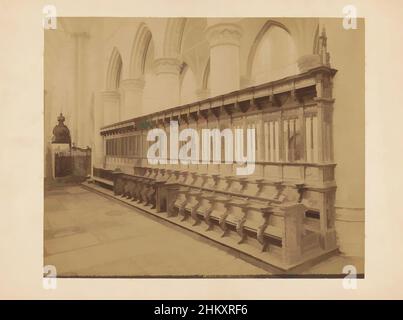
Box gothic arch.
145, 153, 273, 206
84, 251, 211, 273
246, 20, 295, 80
163, 18, 187, 58
285, 18, 319, 59
201, 58, 210, 90
105, 47, 122, 90
179, 62, 189, 86
129, 23, 153, 78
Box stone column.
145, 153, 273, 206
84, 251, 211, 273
93, 92, 105, 169
71, 32, 89, 147
206, 23, 242, 97
92, 90, 119, 171
120, 78, 145, 120
101, 90, 120, 126
153, 58, 181, 113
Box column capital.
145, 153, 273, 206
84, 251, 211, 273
120, 78, 145, 91
205, 23, 242, 48
153, 58, 182, 75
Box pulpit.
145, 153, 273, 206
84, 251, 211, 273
51, 113, 71, 178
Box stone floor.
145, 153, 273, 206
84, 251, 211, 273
44, 184, 364, 277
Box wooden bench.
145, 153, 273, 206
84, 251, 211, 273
93, 176, 114, 187
108, 167, 325, 265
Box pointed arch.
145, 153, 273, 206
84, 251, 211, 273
179, 62, 189, 86
202, 58, 210, 90
247, 20, 299, 85
246, 20, 295, 80
105, 47, 122, 90
163, 18, 187, 58
130, 23, 153, 78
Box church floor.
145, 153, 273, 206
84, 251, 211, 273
44, 184, 364, 277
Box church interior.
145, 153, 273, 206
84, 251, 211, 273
44, 17, 365, 276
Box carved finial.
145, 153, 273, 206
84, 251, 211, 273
52, 112, 71, 145
321, 27, 327, 41
57, 112, 65, 123
318, 26, 330, 67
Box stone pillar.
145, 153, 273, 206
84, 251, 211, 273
101, 90, 120, 126
44, 90, 52, 180
120, 78, 145, 120
93, 92, 105, 169
153, 58, 181, 113
92, 90, 119, 171
206, 23, 242, 97
71, 32, 89, 147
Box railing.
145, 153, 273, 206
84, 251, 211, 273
54, 147, 91, 178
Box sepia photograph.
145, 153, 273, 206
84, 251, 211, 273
5, 0, 403, 302
44, 16, 364, 278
